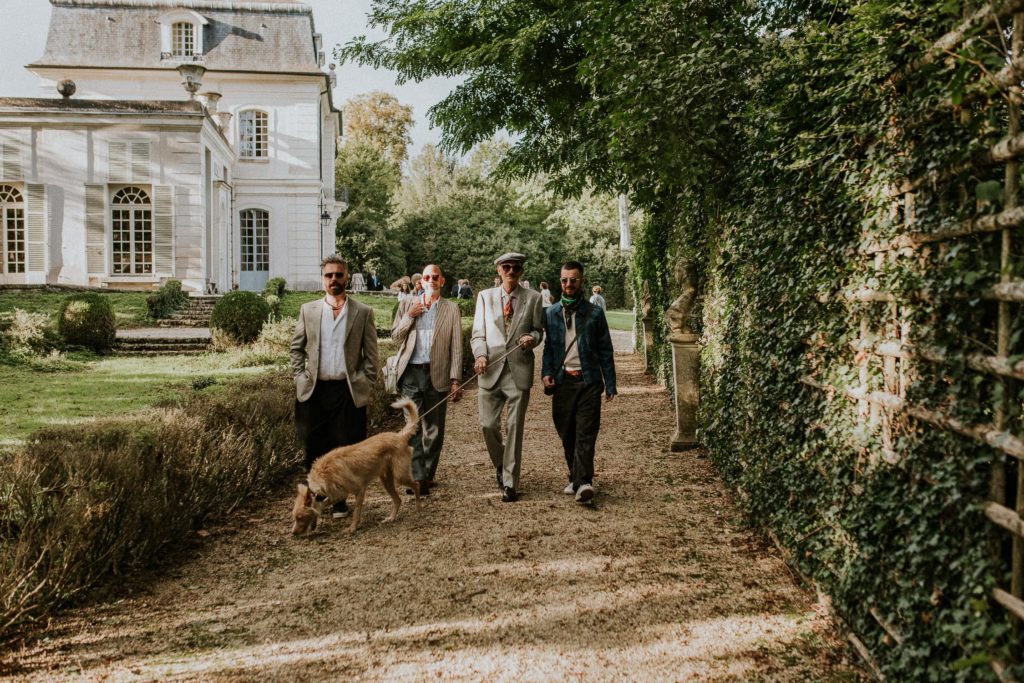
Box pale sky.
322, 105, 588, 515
0, 0, 462, 155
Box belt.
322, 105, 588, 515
409, 363, 431, 369
564, 369, 583, 378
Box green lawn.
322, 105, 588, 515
605, 309, 635, 331
0, 354, 274, 446
280, 291, 398, 328
0, 289, 152, 329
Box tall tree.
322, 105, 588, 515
343, 90, 415, 167
335, 139, 402, 276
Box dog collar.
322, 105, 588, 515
308, 484, 328, 503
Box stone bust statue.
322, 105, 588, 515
665, 257, 698, 337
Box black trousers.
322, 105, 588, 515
295, 379, 367, 471
551, 376, 603, 487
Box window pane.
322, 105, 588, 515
172, 22, 194, 57
2, 189, 26, 274
240, 209, 269, 272
238, 111, 268, 158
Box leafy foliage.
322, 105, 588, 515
343, 90, 415, 167
145, 279, 187, 319
342, 0, 1024, 677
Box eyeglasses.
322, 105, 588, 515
323, 272, 346, 279
560, 277, 580, 284
500, 263, 523, 273
421, 274, 441, 281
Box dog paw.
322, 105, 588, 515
383, 515, 397, 523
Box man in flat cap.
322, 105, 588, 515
471, 252, 545, 502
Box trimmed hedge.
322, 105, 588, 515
57, 293, 116, 352
210, 291, 271, 344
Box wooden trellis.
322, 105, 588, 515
801, 2, 1024, 677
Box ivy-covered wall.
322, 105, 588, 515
634, 2, 1024, 679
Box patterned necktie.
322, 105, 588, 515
503, 294, 513, 333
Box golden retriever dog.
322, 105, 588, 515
292, 397, 420, 535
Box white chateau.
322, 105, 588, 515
0, 0, 342, 293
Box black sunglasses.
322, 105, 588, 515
500, 263, 523, 273
323, 272, 347, 279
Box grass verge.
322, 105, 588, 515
0, 289, 152, 329
605, 309, 635, 331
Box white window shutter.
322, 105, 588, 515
25, 184, 45, 273
131, 142, 151, 182
153, 185, 174, 274
108, 141, 129, 183
85, 184, 106, 274
1, 143, 22, 180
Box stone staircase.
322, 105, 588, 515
157, 295, 220, 328
115, 333, 212, 356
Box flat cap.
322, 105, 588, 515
494, 251, 527, 265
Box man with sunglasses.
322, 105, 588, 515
290, 254, 380, 518
472, 252, 545, 502
541, 260, 617, 503
391, 264, 464, 495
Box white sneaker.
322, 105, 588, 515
575, 484, 594, 503
562, 482, 575, 495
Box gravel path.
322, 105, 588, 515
1, 353, 860, 682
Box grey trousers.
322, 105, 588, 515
399, 364, 448, 482
479, 364, 530, 488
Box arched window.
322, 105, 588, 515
239, 209, 269, 275
111, 186, 153, 275
238, 110, 269, 159
0, 185, 24, 274
172, 22, 195, 57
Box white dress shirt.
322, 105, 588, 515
410, 293, 438, 364
318, 297, 348, 380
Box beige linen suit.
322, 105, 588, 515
471, 285, 544, 488
290, 298, 379, 407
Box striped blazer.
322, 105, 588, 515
391, 297, 463, 392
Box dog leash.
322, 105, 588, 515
417, 340, 531, 421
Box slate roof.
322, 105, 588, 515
32, 0, 321, 74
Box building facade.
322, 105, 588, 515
0, 0, 341, 293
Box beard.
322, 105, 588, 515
327, 281, 343, 295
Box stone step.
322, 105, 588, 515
115, 348, 210, 356
118, 336, 210, 345
156, 319, 210, 328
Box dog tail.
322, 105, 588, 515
391, 397, 419, 441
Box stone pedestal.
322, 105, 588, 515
641, 316, 655, 373
670, 332, 700, 451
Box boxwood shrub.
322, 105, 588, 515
57, 292, 116, 352
210, 291, 271, 344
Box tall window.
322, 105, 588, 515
111, 186, 153, 275
238, 110, 268, 159
240, 209, 269, 273
0, 185, 24, 274
172, 22, 195, 57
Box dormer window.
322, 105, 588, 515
239, 110, 269, 159
158, 10, 207, 60
172, 22, 195, 57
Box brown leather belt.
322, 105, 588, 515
564, 369, 583, 378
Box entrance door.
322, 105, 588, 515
0, 185, 26, 283
239, 208, 269, 291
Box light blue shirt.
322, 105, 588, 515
410, 294, 439, 364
